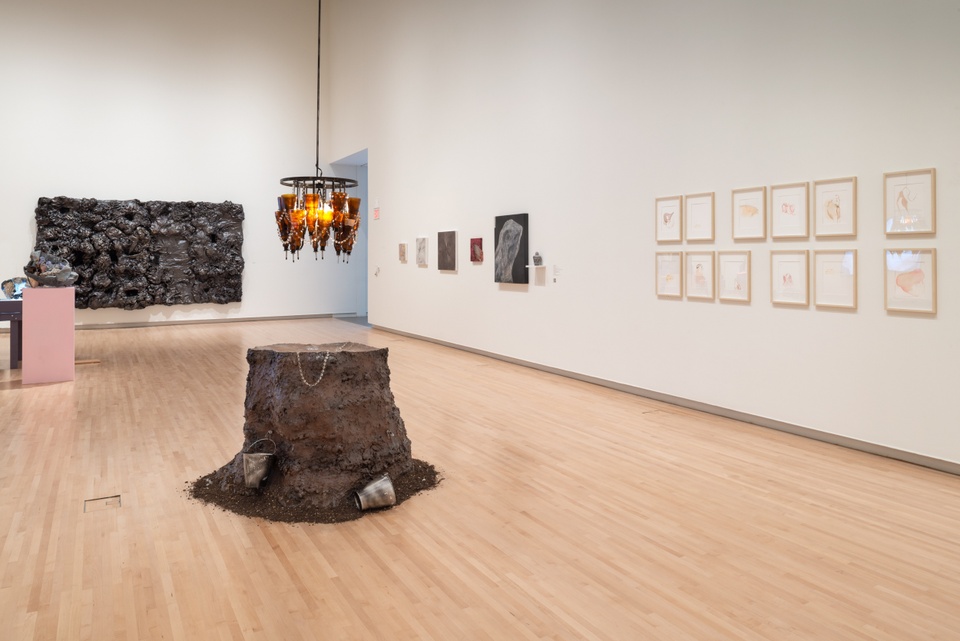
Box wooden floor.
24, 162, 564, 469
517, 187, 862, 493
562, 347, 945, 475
1, 318, 960, 640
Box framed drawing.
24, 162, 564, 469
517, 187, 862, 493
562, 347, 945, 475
813, 176, 857, 237
814, 250, 857, 309
438, 230, 457, 271
494, 213, 529, 283
655, 195, 682, 243
684, 192, 715, 242
470, 237, 483, 262
770, 250, 809, 306
399, 242, 408, 263
684, 251, 714, 300
731, 187, 766, 240
884, 168, 936, 235
770, 182, 809, 239
415, 237, 428, 267
655, 252, 683, 298
884, 248, 936, 314
717, 251, 751, 302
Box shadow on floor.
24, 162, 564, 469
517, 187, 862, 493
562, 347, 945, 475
337, 315, 371, 328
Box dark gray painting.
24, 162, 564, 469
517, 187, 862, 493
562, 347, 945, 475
437, 230, 457, 271
33, 196, 244, 310
494, 213, 528, 284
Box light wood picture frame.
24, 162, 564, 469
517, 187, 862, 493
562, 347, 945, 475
731, 187, 766, 240
884, 248, 937, 314
717, 251, 751, 303
770, 181, 809, 239
770, 250, 809, 306
884, 168, 936, 235
655, 251, 683, 298
399, 242, 408, 263
685, 251, 715, 300
655, 195, 683, 243
813, 176, 857, 237
814, 250, 857, 309
684, 192, 715, 242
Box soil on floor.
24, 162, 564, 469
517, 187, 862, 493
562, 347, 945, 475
187, 459, 441, 524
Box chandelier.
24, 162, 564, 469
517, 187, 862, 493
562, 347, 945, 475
276, 175, 359, 261
275, 0, 360, 262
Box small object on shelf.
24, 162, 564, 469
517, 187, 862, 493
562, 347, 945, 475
532, 251, 543, 266
2, 277, 29, 299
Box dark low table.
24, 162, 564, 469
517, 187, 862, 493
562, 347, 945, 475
0, 299, 23, 369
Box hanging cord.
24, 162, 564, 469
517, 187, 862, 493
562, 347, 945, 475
315, 0, 322, 179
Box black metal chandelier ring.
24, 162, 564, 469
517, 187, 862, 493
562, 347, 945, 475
280, 176, 358, 191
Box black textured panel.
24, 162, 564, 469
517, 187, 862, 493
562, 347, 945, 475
33, 197, 244, 310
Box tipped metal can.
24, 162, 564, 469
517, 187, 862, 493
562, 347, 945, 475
354, 474, 396, 510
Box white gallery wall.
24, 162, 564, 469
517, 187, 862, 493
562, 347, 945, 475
0, 0, 367, 325
323, 0, 960, 464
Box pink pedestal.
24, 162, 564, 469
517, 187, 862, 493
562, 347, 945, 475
22, 287, 75, 384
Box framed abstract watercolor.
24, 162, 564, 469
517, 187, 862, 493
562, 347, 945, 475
884, 248, 936, 314
770, 182, 809, 239
813, 177, 857, 238
685, 251, 714, 300
884, 168, 936, 235
655, 251, 683, 298
717, 251, 751, 302
814, 250, 857, 309
731, 187, 766, 240
684, 192, 715, 242
770, 250, 809, 306
655, 195, 682, 243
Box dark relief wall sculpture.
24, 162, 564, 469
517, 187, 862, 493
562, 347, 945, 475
33, 196, 244, 310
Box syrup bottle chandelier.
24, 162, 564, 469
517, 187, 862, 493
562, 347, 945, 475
276, 174, 359, 262
274, 0, 360, 262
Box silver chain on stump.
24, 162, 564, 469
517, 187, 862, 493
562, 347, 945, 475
296, 342, 347, 387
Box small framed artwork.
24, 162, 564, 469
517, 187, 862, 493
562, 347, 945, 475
814, 250, 857, 309
731, 187, 766, 240
813, 176, 857, 237
884, 248, 936, 314
655, 252, 683, 298
884, 168, 936, 235
415, 237, 428, 267
717, 251, 751, 303
438, 230, 457, 271
771, 182, 809, 239
770, 250, 809, 306
684, 192, 715, 242
399, 242, 408, 263
655, 195, 683, 243
470, 237, 483, 262
685, 251, 715, 300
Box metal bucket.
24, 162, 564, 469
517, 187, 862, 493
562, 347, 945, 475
242, 438, 277, 488
354, 474, 396, 510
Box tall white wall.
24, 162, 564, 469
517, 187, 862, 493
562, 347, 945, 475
0, 0, 366, 325
324, 0, 960, 463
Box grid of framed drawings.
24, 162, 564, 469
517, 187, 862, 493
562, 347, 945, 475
654, 168, 939, 314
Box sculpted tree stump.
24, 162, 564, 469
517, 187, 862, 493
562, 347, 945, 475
210, 342, 413, 508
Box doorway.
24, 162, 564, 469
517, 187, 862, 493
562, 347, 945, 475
331, 149, 369, 317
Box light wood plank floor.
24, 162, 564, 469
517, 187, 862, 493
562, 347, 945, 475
1, 318, 960, 640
